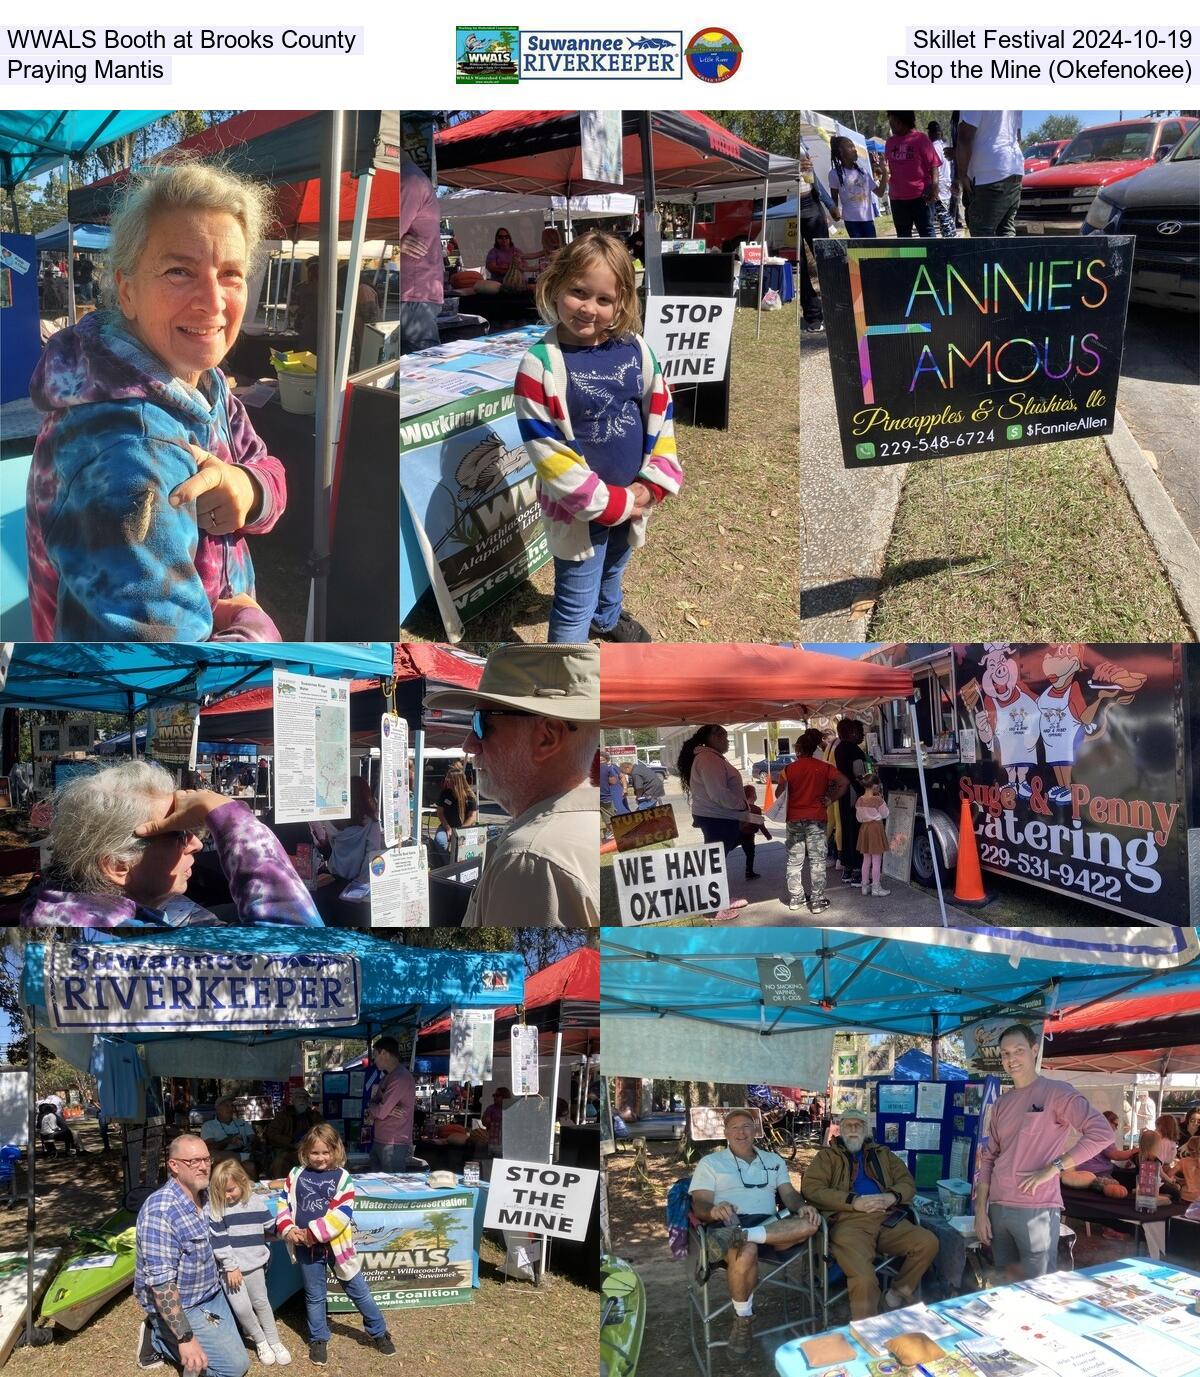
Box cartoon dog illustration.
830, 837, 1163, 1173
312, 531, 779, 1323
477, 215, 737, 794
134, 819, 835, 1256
1036, 644, 1142, 805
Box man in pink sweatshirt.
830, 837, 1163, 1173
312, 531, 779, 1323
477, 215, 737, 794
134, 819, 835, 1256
974, 1023, 1113, 1279
365, 1035, 416, 1172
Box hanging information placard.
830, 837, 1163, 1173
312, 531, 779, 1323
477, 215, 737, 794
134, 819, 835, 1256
380, 714, 410, 848
510, 1024, 540, 1097
369, 848, 429, 927
272, 671, 351, 824
449, 1008, 495, 1083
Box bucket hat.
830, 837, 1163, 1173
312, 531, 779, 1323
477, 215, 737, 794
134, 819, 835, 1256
423, 643, 599, 723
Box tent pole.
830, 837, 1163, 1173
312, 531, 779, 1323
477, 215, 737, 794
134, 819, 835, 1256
311, 110, 344, 640
63, 156, 76, 325
908, 701, 947, 926
637, 113, 664, 298
412, 728, 425, 844
335, 167, 375, 417
539, 1028, 563, 1286
755, 174, 769, 341
26, 1004, 37, 1349
128, 698, 137, 760
931, 1012, 940, 1080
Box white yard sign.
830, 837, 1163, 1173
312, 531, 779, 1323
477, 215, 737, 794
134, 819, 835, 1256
272, 671, 351, 824
614, 843, 729, 924
643, 296, 736, 385
484, 1159, 599, 1242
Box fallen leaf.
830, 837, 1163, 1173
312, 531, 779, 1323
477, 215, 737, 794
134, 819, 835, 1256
769, 507, 782, 517
717, 524, 728, 536
684, 613, 701, 629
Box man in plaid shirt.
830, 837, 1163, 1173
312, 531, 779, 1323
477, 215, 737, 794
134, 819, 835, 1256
135, 1135, 249, 1375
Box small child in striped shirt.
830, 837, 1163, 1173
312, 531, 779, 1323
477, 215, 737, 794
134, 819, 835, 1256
207, 1158, 291, 1366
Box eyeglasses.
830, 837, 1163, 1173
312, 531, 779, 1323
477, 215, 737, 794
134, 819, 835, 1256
133, 829, 199, 849
731, 1149, 771, 1191
172, 1155, 211, 1169
471, 708, 528, 741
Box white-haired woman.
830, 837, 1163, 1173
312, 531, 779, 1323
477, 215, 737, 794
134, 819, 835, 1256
26, 161, 287, 642
21, 760, 321, 930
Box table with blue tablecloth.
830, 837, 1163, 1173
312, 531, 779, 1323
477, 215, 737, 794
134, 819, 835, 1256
261, 1171, 489, 1311
739, 261, 795, 304
774, 1257, 1200, 1377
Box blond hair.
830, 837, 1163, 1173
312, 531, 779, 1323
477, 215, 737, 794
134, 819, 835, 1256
208, 1157, 254, 1221
534, 231, 641, 338
109, 158, 272, 285
299, 1122, 347, 1169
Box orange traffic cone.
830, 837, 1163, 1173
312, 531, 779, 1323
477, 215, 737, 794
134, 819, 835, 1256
952, 795, 992, 907
762, 770, 775, 810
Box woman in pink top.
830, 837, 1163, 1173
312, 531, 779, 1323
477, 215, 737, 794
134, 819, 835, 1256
974, 1023, 1114, 1279
882, 111, 941, 238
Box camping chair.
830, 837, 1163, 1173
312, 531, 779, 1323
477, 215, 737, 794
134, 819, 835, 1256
686, 1201, 820, 1377
815, 1213, 907, 1331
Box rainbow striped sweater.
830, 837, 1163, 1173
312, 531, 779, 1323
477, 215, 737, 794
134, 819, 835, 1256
513, 326, 683, 560
275, 1165, 361, 1279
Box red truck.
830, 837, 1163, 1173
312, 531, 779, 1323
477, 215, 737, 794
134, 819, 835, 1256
1017, 116, 1196, 235
1022, 138, 1069, 174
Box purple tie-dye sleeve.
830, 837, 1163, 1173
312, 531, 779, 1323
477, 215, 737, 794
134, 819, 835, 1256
206, 800, 323, 926
226, 392, 287, 536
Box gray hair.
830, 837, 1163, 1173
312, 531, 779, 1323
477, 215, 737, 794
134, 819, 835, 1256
108, 158, 272, 285
49, 759, 177, 894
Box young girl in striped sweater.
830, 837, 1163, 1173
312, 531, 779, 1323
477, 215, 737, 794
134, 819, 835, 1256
207, 1158, 291, 1366
274, 1124, 394, 1368
514, 230, 683, 643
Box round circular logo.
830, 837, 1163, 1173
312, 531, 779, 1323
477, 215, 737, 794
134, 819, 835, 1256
685, 28, 743, 82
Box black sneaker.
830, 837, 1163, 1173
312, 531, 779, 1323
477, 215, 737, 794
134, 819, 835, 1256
808, 897, 831, 914
309, 1341, 328, 1366
591, 609, 652, 643
801, 319, 825, 333
842, 870, 861, 885
136, 1319, 164, 1369
373, 1334, 397, 1356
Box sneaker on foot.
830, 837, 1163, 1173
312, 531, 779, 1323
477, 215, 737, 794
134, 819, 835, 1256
727, 1314, 756, 1359
309, 1341, 328, 1367
882, 1288, 912, 1311
801, 319, 824, 333
704, 1223, 747, 1264
808, 896, 831, 914
871, 883, 891, 897
271, 1344, 292, 1366
592, 609, 651, 643
257, 1341, 277, 1365
373, 1335, 397, 1357
787, 896, 807, 911
745, 870, 761, 880
137, 1319, 164, 1369
842, 870, 861, 885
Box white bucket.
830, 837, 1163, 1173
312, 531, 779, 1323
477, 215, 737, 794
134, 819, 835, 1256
276, 369, 316, 415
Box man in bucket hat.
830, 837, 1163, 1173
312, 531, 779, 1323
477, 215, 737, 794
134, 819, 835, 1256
424, 644, 600, 928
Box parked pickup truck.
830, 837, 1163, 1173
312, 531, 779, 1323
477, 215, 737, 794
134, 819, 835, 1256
1017, 116, 1196, 235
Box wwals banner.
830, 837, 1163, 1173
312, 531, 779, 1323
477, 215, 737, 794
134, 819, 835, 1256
815, 235, 1133, 467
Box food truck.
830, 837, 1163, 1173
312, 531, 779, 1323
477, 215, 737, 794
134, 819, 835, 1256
863, 644, 1199, 924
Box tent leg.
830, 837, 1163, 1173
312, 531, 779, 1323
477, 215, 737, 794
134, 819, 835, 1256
311, 110, 345, 641
26, 1006, 37, 1348
62, 156, 77, 325
755, 174, 769, 341
539, 1029, 563, 1286
335, 167, 375, 410
909, 700, 948, 926
412, 729, 425, 844
637, 113, 664, 298
931, 1013, 940, 1080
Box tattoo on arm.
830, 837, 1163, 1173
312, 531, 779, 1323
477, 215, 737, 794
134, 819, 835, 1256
148, 1282, 189, 1339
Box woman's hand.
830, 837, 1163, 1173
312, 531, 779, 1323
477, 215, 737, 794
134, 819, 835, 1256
211, 593, 264, 633
171, 444, 261, 535
133, 788, 228, 838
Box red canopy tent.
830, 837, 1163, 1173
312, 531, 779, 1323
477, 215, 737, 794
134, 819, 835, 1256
600, 643, 915, 726
1043, 989, 1200, 1073
434, 109, 771, 196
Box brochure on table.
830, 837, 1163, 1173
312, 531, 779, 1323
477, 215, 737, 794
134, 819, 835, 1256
873, 1078, 986, 1190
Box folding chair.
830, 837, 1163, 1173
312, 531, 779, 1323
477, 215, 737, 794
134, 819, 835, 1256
686, 1209, 820, 1377
815, 1214, 906, 1330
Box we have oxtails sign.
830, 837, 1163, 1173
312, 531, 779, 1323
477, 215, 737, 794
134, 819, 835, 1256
815, 236, 1134, 468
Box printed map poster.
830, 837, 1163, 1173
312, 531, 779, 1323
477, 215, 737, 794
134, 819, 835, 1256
815, 236, 1133, 468
272, 671, 351, 824
380, 714, 410, 848
510, 1024, 540, 1097
369, 848, 429, 928
450, 1008, 495, 1084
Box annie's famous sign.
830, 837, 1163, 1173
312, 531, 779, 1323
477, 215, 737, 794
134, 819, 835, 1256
814, 236, 1134, 468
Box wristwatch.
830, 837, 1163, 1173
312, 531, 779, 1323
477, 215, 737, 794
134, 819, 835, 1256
1051, 1156, 1066, 1172
178, 1329, 195, 1343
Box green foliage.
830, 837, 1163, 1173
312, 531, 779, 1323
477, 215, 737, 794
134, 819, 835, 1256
708, 111, 801, 157
821, 111, 953, 141
1025, 114, 1083, 145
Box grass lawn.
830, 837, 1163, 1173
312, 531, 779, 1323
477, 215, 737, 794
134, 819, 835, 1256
404, 302, 800, 643
869, 436, 1192, 641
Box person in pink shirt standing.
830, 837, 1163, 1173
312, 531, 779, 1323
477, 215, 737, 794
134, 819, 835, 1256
399, 152, 444, 354
882, 112, 941, 238
364, 1036, 416, 1172
974, 1023, 1114, 1279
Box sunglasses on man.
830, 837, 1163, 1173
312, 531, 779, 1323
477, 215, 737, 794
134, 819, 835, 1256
470, 708, 577, 740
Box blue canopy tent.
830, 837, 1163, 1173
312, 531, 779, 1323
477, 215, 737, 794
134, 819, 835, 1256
0, 111, 171, 195
600, 927, 1200, 1086
33, 219, 110, 252
17, 927, 524, 1342
765, 197, 798, 219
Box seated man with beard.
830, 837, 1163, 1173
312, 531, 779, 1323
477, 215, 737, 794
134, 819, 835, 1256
802, 1111, 939, 1319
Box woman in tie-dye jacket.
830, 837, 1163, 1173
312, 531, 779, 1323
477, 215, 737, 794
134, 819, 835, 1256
514, 231, 683, 643
26, 161, 286, 643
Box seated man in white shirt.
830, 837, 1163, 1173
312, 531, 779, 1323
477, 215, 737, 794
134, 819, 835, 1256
688, 1108, 821, 1360
201, 1098, 256, 1177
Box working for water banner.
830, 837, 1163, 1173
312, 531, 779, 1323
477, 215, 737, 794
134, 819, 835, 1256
46, 944, 362, 1032
330, 1179, 477, 1310
400, 385, 550, 639
815, 236, 1133, 468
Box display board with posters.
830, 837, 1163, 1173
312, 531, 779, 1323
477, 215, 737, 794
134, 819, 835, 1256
369, 848, 429, 927
883, 789, 917, 883
380, 714, 410, 848
814, 236, 1134, 468
400, 327, 551, 639
954, 643, 1189, 923
271, 671, 351, 824
329, 1177, 478, 1310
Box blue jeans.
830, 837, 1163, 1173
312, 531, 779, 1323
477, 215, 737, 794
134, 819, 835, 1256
150, 1290, 249, 1377
844, 219, 878, 238
369, 1141, 413, 1172
399, 300, 440, 354
549, 521, 633, 641
296, 1245, 388, 1343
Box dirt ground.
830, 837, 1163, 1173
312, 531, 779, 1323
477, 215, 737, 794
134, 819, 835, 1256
1, 1123, 596, 1377
606, 1139, 1151, 1377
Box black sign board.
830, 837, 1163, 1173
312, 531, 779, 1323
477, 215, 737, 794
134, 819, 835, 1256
756, 958, 809, 1006
814, 236, 1134, 468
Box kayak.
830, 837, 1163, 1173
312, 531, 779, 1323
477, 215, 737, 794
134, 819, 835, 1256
0, 1248, 63, 1366
600, 1254, 645, 1377
39, 1211, 136, 1332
